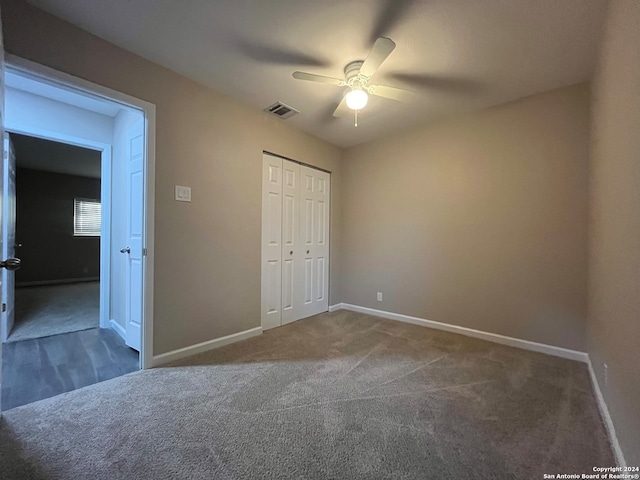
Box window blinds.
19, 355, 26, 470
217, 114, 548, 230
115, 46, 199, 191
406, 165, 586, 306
74, 198, 101, 236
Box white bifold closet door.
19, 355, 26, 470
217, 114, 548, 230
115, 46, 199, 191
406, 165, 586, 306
261, 153, 330, 330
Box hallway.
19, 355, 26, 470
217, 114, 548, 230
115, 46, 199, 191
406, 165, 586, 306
1, 326, 138, 410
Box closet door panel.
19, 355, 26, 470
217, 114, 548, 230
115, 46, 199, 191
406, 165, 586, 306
300, 165, 330, 317
262, 155, 330, 330
261, 155, 283, 329
281, 160, 303, 324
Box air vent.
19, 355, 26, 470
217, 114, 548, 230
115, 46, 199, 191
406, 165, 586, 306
264, 102, 299, 119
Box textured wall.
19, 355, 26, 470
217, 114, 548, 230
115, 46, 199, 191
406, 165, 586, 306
588, 0, 640, 466
0, 0, 342, 355
16, 168, 100, 283
341, 84, 590, 351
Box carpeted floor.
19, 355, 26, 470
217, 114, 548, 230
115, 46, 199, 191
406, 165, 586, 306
0, 310, 614, 479
1, 327, 139, 410
8, 282, 99, 342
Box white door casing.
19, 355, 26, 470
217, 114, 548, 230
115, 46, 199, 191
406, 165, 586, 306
261, 154, 283, 330
125, 119, 144, 351
3, 54, 155, 369
1, 134, 16, 342
261, 153, 330, 329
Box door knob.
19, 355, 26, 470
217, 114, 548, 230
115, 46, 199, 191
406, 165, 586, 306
120, 247, 131, 254
306, 250, 310, 254
14, 243, 22, 248
289, 250, 293, 255
0, 258, 21, 271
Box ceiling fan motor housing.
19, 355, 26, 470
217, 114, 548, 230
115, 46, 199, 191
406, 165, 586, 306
344, 60, 367, 88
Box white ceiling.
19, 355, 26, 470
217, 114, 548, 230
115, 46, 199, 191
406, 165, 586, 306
27, 0, 608, 148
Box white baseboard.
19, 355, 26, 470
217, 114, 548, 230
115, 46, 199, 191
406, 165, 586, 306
331, 303, 630, 464
16, 277, 99, 288
328, 303, 344, 312
109, 319, 126, 341
151, 326, 262, 367
587, 359, 627, 467
333, 303, 589, 363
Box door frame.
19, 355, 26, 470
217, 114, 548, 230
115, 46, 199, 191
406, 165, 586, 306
5, 54, 156, 369
3, 127, 112, 329
0, 133, 16, 343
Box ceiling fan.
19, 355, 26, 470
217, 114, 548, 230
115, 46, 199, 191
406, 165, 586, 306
292, 37, 414, 120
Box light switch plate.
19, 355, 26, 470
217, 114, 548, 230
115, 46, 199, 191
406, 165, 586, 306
175, 185, 191, 202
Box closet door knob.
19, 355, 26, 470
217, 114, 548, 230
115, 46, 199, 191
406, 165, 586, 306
290, 251, 293, 255
307, 250, 310, 254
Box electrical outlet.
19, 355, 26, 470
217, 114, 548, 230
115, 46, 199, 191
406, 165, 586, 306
377, 292, 383, 302
604, 363, 608, 389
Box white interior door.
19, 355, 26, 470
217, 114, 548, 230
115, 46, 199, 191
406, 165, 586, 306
1, 133, 16, 342
261, 154, 283, 330
0, 26, 6, 412
299, 165, 330, 318
261, 153, 331, 329
281, 159, 304, 325
124, 119, 144, 351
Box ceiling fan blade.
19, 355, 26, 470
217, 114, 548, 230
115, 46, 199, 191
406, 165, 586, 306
292, 71, 343, 86
369, 0, 418, 44
237, 41, 328, 67
368, 84, 415, 102
359, 37, 396, 78
387, 73, 483, 95
332, 96, 349, 117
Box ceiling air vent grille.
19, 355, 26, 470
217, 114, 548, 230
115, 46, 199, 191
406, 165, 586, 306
264, 102, 299, 119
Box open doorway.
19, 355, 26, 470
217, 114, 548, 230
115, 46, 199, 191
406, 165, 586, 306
6, 134, 103, 342
0, 58, 155, 410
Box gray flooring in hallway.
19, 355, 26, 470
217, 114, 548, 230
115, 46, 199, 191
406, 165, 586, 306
8, 282, 100, 342
1, 327, 139, 410
0, 310, 613, 479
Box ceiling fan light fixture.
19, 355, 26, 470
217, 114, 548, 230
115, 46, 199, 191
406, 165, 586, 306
345, 88, 368, 110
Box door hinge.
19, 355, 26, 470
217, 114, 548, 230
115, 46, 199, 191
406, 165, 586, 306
2, 303, 6, 312
143, 248, 147, 256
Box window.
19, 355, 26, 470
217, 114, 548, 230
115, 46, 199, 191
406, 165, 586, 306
74, 198, 101, 237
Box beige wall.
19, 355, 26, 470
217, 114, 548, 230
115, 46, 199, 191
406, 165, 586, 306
588, 0, 640, 466
0, 0, 342, 355
342, 84, 590, 351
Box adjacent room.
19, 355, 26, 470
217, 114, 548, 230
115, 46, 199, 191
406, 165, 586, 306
0, 0, 638, 479
0, 133, 139, 410
10, 134, 101, 342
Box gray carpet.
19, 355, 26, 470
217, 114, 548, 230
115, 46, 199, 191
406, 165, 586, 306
8, 282, 99, 342
0, 310, 614, 479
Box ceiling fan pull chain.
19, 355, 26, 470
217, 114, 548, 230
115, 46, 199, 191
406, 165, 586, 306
355, 109, 358, 127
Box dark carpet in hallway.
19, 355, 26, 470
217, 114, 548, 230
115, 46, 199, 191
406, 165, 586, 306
1, 327, 139, 410
0, 310, 613, 479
